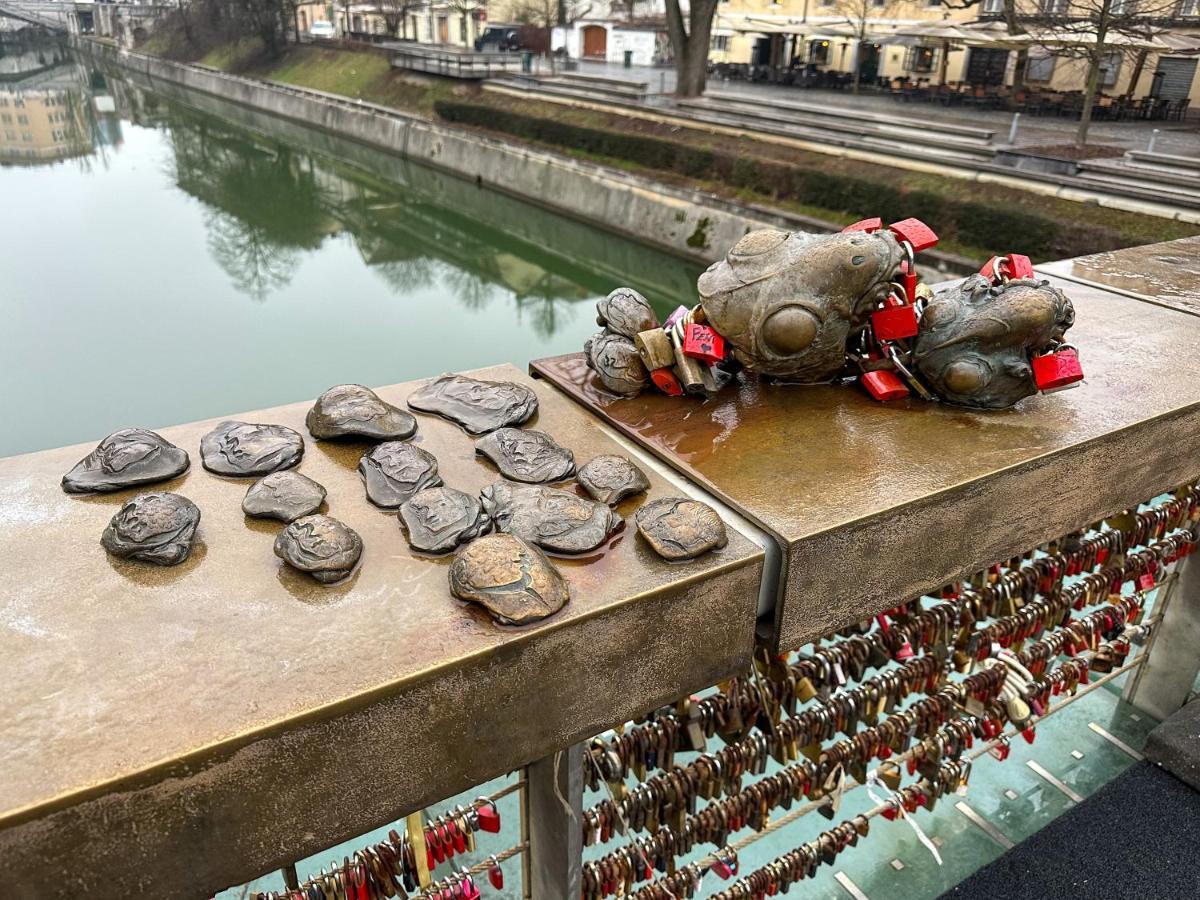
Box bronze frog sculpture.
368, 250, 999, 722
583, 219, 1082, 410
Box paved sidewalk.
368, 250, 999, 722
568, 58, 1200, 157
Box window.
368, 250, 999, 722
982, 0, 1004, 11
809, 39, 831, 63
21, 131, 31, 142
17, 114, 28, 125
0, 114, 9, 124
1026, 47, 1056, 81
4, 130, 14, 141
820, 0, 834, 6
1039, 0, 1068, 12
1100, 50, 1121, 86
711, 35, 730, 52
460, 15, 467, 41
1179, 0, 1198, 14
905, 46, 936, 73
874, 0, 886, 6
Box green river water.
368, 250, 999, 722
0, 40, 700, 459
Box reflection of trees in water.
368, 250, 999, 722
372, 256, 437, 294
204, 209, 300, 302
441, 267, 496, 312
166, 110, 331, 301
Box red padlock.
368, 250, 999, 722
901, 263, 919, 303
682, 323, 726, 365
650, 367, 684, 397
1022, 726, 1036, 744
882, 803, 900, 821
712, 852, 738, 879
488, 856, 504, 890
476, 800, 501, 834
1032, 345, 1084, 392
1137, 571, 1156, 592
842, 217, 883, 233
1005, 253, 1034, 279
888, 217, 939, 252
872, 302, 920, 342
429, 828, 445, 864
861, 369, 910, 402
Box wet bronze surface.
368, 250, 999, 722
1035, 235, 1200, 316
0, 365, 761, 899
533, 277, 1200, 650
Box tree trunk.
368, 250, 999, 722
1124, 49, 1148, 99
1012, 48, 1027, 91
666, 0, 716, 98
1076, 3, 1111, 148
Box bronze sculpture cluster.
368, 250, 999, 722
60, 377, 729, 626
585, 218, 1083, 410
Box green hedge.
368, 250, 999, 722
435, 100, 1117, 258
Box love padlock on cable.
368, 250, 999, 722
711, 851, 739, 879
888, 217, 939, 252
861, 369, 911, 402
1032, 344, 1084, 393
487, 856, 503, 890
475, 798, 501, 833
842, 216, 883, 234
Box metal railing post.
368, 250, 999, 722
524, 744, 583, 898
1124, 542, 1200, 719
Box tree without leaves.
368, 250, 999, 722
511, 0, 590, 72
824, 0, 906, 94
664, 0, 718, 97
1033, 0, 1179, 147
939, 0, 1031, 90
377, 0, 425, 39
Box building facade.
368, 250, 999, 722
708, 0, 1200, 105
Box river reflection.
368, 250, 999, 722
0, 41, 702, 456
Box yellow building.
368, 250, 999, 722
708, 1, 1200, 106
0, 87, 90, 165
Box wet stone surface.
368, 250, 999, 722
585, 331, 648, 396
596, 287, 658, 339
398, 486, 491, 554
577, 454, 650, 505
448, 532, 569, 625
407, 373, 538, 435
61, 429, 190, 495
100, 492, 201, 567
635, 497, 728, 561
474, 428, 576, 484
481, 481, 620, 555
273, 514, 363, 584
306, 384, 417, 441
199, 421, 304, 477
358, 441, 442, 508
242, 471, 327, 523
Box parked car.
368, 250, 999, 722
474, 26, 521, 53
310, 21, 336, 41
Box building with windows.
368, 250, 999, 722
295, 2, 487, 47
706, 0, 1200, 108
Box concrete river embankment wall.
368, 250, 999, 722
77, 40, 969, 273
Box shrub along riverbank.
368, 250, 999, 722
135, 35, 1197, 262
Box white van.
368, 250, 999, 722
310, 21, 336, 41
